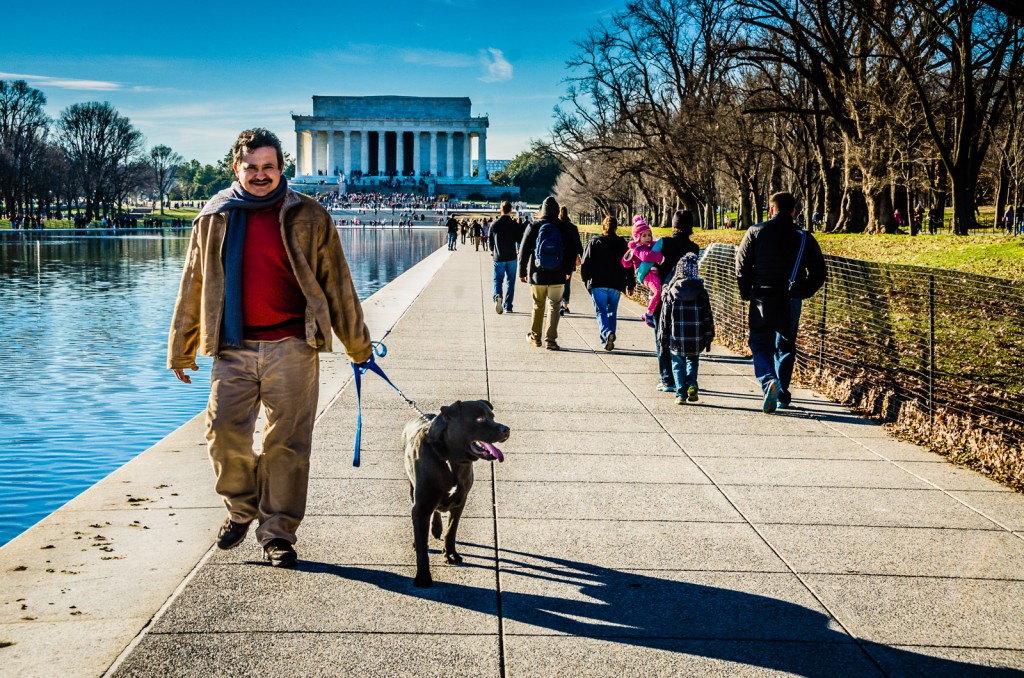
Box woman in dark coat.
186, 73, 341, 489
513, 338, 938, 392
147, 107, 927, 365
580, 216, 635, 351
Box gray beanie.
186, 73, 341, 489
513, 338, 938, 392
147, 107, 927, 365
675, 252, 701, 281
540, 196, 560, 221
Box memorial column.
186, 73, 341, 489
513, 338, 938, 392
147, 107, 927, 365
295, 131, 304, 177
324, 131, 332, 176
446, 132, 454, 177
378, 130, 386, 176
413, 132, 421, 176
360, 130, 369, 175
429, 131, 438, 175
396, 130, 405, 176
310, 130, 319, 177
463, 132, 471, 177
478, 129, 487, 178
342, 130, 351, 176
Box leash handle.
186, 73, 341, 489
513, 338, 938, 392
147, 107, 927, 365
351, 341, 425, 467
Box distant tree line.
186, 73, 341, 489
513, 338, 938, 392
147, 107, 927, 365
0, 80, 294, 224
548, 0, 1023, 235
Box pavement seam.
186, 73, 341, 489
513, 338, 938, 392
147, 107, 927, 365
480, 252, 508, 678
102, 547, 217, 677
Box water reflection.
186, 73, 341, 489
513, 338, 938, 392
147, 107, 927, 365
0, 227, 444, 545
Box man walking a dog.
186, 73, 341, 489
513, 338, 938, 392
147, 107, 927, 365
735, 191, 826, 413
519, 196, 576, 350
168, 128, 372, 568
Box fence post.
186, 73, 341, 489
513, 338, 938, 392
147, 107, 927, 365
819, 277, 827, 373
928, 273, 935, 444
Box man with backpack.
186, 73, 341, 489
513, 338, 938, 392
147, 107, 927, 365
518, 196, 576, 350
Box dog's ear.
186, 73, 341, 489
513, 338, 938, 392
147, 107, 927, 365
480, 400, 494, 413
425, 412, 447, 443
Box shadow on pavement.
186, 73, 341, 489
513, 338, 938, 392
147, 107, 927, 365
316, 549, 1017, 677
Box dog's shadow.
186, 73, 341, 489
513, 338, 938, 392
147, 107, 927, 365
310, 548, 1016, 677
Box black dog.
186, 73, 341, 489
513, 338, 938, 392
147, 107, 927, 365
402, 400, 510, 588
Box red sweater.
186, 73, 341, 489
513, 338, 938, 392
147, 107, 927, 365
242, 202, 306, 340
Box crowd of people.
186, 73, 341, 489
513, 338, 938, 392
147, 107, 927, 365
448, 193, 825, 412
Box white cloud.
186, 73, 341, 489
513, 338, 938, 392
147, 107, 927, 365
0, 71, 123, 91
479, 48, 513, 83
400, 48, 476, 68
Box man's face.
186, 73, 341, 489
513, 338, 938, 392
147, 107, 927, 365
234, 146, 281, 197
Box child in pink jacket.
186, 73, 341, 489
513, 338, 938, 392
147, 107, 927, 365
622, 216, 664, 327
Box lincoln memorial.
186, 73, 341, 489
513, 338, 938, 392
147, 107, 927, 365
291, 95, 510, 198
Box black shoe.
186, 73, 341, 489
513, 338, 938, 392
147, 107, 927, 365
546, 341, 560, 350
216, 518, 252, 550
263, 538, 298, 568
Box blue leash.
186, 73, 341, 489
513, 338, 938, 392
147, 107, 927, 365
351, 341, 426, 467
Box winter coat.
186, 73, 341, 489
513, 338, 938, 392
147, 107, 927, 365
517, 218, 577, 285
580, 234, 633, 292
167, 189, 372, 368
735, 215, 826, 300
490, 214, 523, 262
657, 276, 715, 357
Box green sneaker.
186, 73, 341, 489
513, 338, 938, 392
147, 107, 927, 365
687, 386, 699, 402
675, 395, 686, 405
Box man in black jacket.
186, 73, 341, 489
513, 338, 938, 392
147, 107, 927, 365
490, 201, 524, 314
735, 192, 827, 413
518, 196, 575, 350
652, 211, 700, 390
580, 215, 634, 351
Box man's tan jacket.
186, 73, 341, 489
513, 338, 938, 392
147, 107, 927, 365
167, 190, 372, 369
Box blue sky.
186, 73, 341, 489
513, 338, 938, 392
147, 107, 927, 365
2, 0, 617, 165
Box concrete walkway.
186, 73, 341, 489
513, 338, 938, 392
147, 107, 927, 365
8, 245, 1024, 677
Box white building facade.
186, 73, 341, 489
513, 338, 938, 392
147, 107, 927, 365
292, 96, 489, 183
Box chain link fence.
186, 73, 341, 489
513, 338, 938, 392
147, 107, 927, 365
695, 243, 1024, 490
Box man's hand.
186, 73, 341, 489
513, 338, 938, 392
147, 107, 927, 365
172, 366, 198, 384
519, 276, 527, 283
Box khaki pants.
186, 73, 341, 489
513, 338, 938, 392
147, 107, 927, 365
206, 338, 319, 545
530, 283, 565, 345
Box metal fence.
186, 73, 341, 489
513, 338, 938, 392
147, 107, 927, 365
694, 243, 1024, 489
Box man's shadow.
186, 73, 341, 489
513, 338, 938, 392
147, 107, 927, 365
310, 548, 1019, 677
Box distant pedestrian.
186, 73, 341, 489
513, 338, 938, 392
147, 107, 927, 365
580, 215, 633, 351
519, 196, 575, 350
735, 191, 826, 414
657, 253, 714, 405
471, 219, 482, 250
490, 201, 523, 314
481, 218, 491, 251
445, 214, 459, 250
557, 206, 582, 316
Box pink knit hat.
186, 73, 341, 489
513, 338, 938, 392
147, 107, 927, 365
632, 215, 651, 240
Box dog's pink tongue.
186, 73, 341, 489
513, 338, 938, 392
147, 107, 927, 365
480, 442, 505, 463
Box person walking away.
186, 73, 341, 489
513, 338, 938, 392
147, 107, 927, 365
168, 128, 373, 568
658, 253, 715, 405
621, 216, 664, 327
480, 217, 491, 252
580, 215, 633, 351
491, 201, 523, 314
735, 191, 826, 414
557, 206, 582, 316
460, 220, 468, 245
445, 213, 459, 251
471, 219, 482, 251
519, 196, 574, 350
652, 210, 700, 391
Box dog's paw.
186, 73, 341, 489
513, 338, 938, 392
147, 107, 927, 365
443, 551, 463, 565
413, 572, 433, 588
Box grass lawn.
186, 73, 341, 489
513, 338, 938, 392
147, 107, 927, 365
1, 208, 198, 230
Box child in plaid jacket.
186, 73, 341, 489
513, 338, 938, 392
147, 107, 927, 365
657, 253, 715, 404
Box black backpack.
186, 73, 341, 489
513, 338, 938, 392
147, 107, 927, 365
534, 221, 564, 271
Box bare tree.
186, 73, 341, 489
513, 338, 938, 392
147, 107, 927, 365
149, 144, 183, 215
0, 80, 50, 218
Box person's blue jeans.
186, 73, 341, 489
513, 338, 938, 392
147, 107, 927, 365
653, 303, 673, 387
493, 259, 517, 311
447, 232, 457, 249
670, 353, 699, 395
748, 298, 803, 396
589, 287, 620, 342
